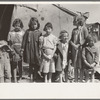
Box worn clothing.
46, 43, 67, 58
69, 25, 88, 82
69, 26, 88, 68
39, 34, 57, 73
8, 30, 24, 61
55, 42, 69, 72
0, 50, 11, 78
82, 45, 99, 69
22, 29, 42, 65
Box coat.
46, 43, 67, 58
69, 26, 88, 68
55, 42, 69, 72
22, 29, 42, 65
82, 45, 99, 69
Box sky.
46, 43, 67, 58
60, 3, 100, 24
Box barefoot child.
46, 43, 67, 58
39, 22, 57, 83
82, 34, 99, 82
55, 30, 69, 82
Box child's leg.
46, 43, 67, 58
5, 60, 11, 83
48, 72, 52, 83
29, 63, 33, 82
85, 69, 89, 82
0, 77, 4, 83
74, 67, 78, 82
90, 70, 94, 82
18, 60, 22, 81
80, 68, 84, 82
12, 62, 17, 82
5, 77, 11, 83
59, 72, 63, 83
65, 67, 68, 82
44, 73, 48, 83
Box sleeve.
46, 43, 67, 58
53, 36, 58, 46
94, 47, 99, 64
7, 32, 12, 46
82, 47, 86, 61
82, 47, 91, 67
81, 26, 88, 45
84, 26, 88, 39
21, 30, 28, 50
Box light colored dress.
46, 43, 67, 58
39, 33, 58, 73
8, 30, 24, 61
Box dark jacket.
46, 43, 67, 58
55, 42, 69, 72
82, 45, 99, 69
22, 29, 42, 65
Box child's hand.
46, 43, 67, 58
43, 52, 52, 60
74, 44, 80, 50
91, 63, 96, 68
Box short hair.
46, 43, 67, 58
12, 18, 24, 29
59, 30, 69, 39
86, 34, 94, 43
28, 17, 40, 30
43, 22, 53, 31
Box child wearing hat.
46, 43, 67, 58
82, 34, 99, 82
39, 22, 58, 83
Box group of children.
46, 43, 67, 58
0, 16, 99, 83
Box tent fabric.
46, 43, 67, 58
0, 5, 14, 41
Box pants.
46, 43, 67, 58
0, 52, 11, 83
11, 60, 22, 82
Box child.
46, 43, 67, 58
82, 34, 99, 82
55, 30, 69, 83
70, 18, 88, 82
39, 22, 57, 83
22, 17, 42, 82
8, 18, 24, 82
0, 40, 12, 83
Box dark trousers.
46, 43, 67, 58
11, 60, 22, 82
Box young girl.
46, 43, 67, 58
55, 30, 69, 83
8, 18, 24, 82
39, 22, 57, 83
22, 17, 42, 82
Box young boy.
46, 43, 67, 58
82, 34, 99, 82
0, 40, 12, 83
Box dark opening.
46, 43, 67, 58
0, 5, 14, 41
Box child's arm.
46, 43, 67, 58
82, 48, 91, 68
91, 47, 99, 68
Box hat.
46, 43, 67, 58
0, 40, 8, 48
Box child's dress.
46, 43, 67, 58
8, 30, 24, 62
40, 34, 57, 73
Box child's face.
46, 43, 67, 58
14, 23, 21, 31
31, 21, 38, 30
88, 39, 94, 47
61, 33, 69, 43
46, 27, 52, 34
